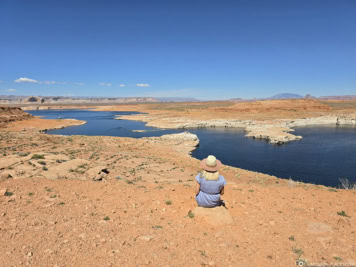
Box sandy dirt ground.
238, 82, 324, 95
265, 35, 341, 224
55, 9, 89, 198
0, 103, 356, 266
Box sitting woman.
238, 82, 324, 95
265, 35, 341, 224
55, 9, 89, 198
195, 155, 226, 208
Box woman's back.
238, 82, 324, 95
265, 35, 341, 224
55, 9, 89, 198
195, 173, 226, 208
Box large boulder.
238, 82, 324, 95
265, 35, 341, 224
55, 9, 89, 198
86, 166, 109, 181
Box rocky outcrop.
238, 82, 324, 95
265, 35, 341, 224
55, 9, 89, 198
143, 132, 199, 155
287, 115, 356, 127
42, 159, 90, 180
23, 96, 44, 104
0, 107, 33, 126
0, 152, 111, 181
245, 124, 302, 144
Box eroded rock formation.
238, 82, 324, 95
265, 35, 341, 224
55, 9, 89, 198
0, 107, 33, 127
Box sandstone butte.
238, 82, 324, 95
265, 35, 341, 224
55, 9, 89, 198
0, 100, 355, 266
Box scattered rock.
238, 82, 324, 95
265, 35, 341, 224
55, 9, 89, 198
0, 170, 15, 180
137, 235, 154, 242
0, 188, 8, 196
86, 166, 109, 181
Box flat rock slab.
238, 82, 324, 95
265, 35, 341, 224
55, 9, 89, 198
0, 157, 21, 169
42, 159, 89, 180
192, 206, 233, 226
307, 222, 333, 234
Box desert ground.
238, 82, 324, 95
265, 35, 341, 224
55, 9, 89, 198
0, 100, 355, 266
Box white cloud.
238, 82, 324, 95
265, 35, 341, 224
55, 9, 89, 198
6, 89, 16, 92
136, 83, 151, 87
120, 84, 125, 87
74, 82, 85, 86
14, 77, 39, 83
99, 83, 112, 86
41, 81, 56, 84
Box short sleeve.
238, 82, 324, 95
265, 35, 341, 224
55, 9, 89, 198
221, 176, 227, 186
195, 173, 202, 184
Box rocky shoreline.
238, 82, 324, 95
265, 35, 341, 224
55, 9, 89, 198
117, 113, 356, 144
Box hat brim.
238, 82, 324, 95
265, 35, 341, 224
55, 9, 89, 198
200, 158, 222, 172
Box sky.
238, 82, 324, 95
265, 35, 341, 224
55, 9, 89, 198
0, 0, 355, 100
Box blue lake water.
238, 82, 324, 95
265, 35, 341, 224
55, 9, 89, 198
28, 109, 356, 187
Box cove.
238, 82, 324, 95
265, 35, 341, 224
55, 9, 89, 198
28, 109, 356, 187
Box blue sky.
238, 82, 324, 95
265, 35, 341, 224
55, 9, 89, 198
1, 0, 355, 100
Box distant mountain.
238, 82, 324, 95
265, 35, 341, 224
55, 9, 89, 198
156, 97, 200, 102
269, 93, 304, 99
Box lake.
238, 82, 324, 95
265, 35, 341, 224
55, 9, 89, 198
28, 109, 356, 187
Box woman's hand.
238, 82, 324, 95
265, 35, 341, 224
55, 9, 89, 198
220, 186, 225, 195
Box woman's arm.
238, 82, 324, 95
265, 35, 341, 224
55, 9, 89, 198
195, 181, 200, 196
220, 186, 225, 195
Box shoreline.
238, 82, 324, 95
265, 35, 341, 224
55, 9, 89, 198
13, 99, 356, 144
3, 117, 87, 132
116, 113, 356, 144
20, 110, 353, 189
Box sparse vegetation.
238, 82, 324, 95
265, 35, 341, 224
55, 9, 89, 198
152, 225, 163, 229
198, 250, 207, 257
337, 211, 350, 217
187, 210, 195, 218
38, 161, 46, 165
31, 154, 45, 159
4, 191, 13, 197
165, 200, 172, 205
339, 178, 356, 190
288, 236, 295, 241
292, 247, 304, 257
103, 216, 110, 221
333, 256, 342, 261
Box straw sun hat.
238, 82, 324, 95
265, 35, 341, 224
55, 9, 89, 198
200, 155, 222, 172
